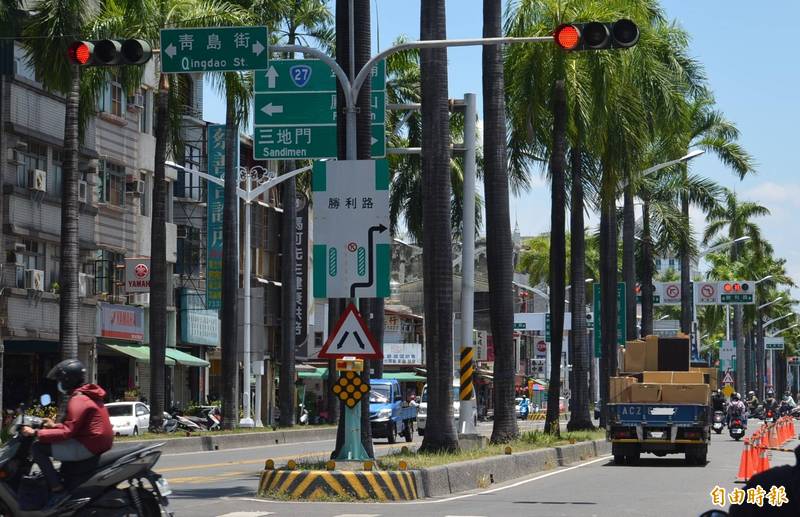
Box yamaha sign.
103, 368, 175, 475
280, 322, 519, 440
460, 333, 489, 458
124, 257, 151, 293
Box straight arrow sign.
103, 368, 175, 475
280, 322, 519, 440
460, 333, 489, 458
265, 66, 279, 88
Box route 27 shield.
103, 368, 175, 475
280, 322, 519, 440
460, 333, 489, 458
289, 64, 312, 87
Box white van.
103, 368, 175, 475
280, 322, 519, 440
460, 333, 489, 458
417, 379, 478, 435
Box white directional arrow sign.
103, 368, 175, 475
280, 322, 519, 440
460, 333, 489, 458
164, 43, 177, 59
260, 103, 284, 116
265, 66, 279, 88
252, 40, 265, 56
318, 304, 382, 359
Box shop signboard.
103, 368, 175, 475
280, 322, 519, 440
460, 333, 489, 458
97, 303, 144, 342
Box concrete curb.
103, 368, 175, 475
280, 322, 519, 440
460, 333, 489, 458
116, 426, 338, 454
415, 439, 610, 498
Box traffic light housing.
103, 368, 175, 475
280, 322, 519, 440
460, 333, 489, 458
554, 19, 640, 51
722, 281, 751, 293
67, 39, 152, 66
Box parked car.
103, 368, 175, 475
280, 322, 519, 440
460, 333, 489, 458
106, 402, 150, 436
417, 379, 478, 436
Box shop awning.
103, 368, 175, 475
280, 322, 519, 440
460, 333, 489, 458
104, 344, 176, 366
383, 372, 426, 382
298, 367, 328, 380
165, 348, 209, 367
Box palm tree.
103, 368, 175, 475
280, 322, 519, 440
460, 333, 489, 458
704, 189, 769, 393
675, 90, 754, 336
22, 0, 96, 371
517, 232, 601, 289
419, 0, 458, 453
482, 0, 517, 443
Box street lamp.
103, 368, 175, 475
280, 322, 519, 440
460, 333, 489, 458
764, 313, 795, 329
770, 323, 800, 338
755, 275, 774, 286
758, 296, 783, 311
621, 150, 706, 190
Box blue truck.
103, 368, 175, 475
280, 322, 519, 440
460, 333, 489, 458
369, 378, 417, 443
606, 402, 710, 465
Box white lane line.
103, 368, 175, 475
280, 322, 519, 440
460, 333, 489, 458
332, 514, 381, 517
216, 513, 274, 517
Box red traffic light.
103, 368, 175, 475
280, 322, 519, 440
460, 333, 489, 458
554, 19, 639, 51
723, 283, 733, 293
555, 24, 580, 50
68, 41, 93, 65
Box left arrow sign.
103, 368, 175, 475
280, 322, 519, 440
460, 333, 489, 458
260, 103, 284, 116
164, 43, 177, 59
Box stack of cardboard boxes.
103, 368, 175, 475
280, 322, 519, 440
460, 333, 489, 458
610, 335, 710, 405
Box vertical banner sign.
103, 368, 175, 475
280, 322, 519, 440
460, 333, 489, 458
294, 193, 309, 358
206, 124, 226, 310
593, 282, 626, 357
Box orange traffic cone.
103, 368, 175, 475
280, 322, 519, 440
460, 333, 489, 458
758, 438, 771, 473
737, 438, 751, 482
751, 435, 763, 476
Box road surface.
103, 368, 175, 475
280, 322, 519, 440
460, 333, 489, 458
160, 420, 788, 516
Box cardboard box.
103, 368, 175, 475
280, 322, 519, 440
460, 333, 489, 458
657, 336, 690, 371
630, 383, 662, 403
643, 371, 674, 383
618, 346, 626, 376
625, 341, 647, 373
672, 371, 705, 384
610, 376, 637, 403
645, 335, 660, 371
691, 367, 718, 389
661, 384, 710, 404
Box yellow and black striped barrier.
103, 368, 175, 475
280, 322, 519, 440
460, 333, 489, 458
529, 412, 546, 421
258, 468, 419, 501
460, 347, 474, 400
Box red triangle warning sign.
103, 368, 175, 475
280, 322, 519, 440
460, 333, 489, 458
722, 371, 734, 384
318, 303, 383, 360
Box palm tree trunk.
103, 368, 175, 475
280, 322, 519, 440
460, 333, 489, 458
734, 305, 745, 392
220, 84, 240, 429
622, 180, 636, 340
757, 316, 765, 398
640, 197, 654, 337
483, 0, 516, 444
148, 73, 169, 431
567, 144, 592, 431
59, 66, 80, 363
544, 80, 567, 436
419, 0, 457, 452
679, 183, 692, 335
598, 173, 618, 427
745, 329, 753, 394
279, 168, 296, 427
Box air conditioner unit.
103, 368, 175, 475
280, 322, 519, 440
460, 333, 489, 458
134, 179, 145, 195
29, 169, 46, 192
177, 225, 189, 239
586, 312, 595, 325
24, 269, 44, 291
78, 273, 94, 298
78, 180, 88, 203
127, 93, 144, 110
6, 149, 23, 165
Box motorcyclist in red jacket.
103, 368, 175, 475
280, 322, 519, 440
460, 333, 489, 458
20, 359, 113, 505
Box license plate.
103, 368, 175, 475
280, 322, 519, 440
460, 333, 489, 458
156, 477, 172, 497
649, 431, 664, 439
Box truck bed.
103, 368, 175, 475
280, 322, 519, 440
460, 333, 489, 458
607, 402, 710, 426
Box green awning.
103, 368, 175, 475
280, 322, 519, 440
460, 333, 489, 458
298, 367, 328, 380
165, 348, 209, 367
383, 372, 426, 382
105, 344, 176, 366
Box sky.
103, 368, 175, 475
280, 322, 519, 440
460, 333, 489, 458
203, 0, 800, 301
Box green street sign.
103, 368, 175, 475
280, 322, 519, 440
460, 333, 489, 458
254, 123, 384, 161
593, 282, 626, 357
253, 59, 385, 160
720, 293, 755, 304
160, 26, 268, 73
513, 322, 526, 330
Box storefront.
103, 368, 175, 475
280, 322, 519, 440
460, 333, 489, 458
2, 340, 61, 408
95, 303, 148, 402
178, 289, 219, 404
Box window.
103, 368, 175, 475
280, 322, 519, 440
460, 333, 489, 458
314, 332, 323, 348
51, 150, 64, 196
50, 250, 60, 291
139, 175, 150, 216
94, 250, 124, 296
176, 225, 201, 276
139, 89, 150, 133
668, 258, 675, 267
655, 259, 662, 269
15, 240, 44, 288
98, 161, 125, 206
175, 144, 203, 200
17, 141, 47, 188
100, 80, 125, 117
179, 77, 195, 116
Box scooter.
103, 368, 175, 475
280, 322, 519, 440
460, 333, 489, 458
712, 411, 725, 434
729, 418, 745, 441
168, 407, 204, 433
763, 407, 777, 423
0, 395, 172, 515
298, 404, 309, 426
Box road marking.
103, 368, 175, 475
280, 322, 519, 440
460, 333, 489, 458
170, 471, 250, 484
332, 515, 381, 517
162, 438, 337, 457
216, 513, 274, 517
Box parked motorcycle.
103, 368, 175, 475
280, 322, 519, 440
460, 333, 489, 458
712, 411, 725, 434
0, 396, 171, 515
168, 407, 204, 433
729, 418, 745, 441
298, 404, 309, 426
